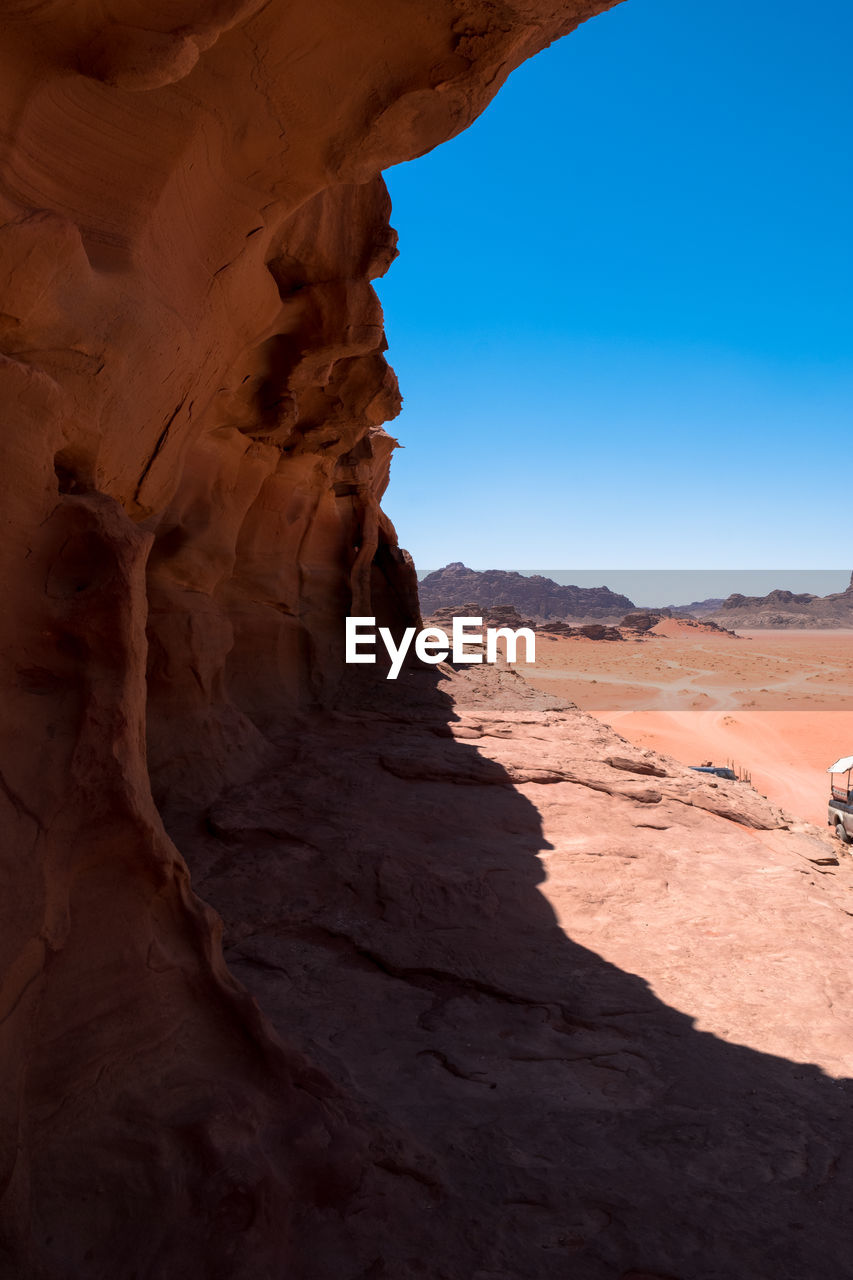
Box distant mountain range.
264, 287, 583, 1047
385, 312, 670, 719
418, 565, 853, 628
664, 598, 724, 616
418, 563, 634, 621
707, 578, 853, 629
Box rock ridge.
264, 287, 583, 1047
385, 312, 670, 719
419, 562, 635, 620
709, 580, 853, 629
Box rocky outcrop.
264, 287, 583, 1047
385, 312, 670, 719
710, 581, 853, 629
426, 606, 626, 643
621, 611, 738, 637
621, 610, 660, 632
573, 621, 624, 640
419, 562, 635, 619
426, 602, 537, 630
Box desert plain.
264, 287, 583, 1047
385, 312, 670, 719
520, 623, 853, 825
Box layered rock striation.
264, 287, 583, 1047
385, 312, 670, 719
1, 4, 852, 1279
0, 3, 624, 1274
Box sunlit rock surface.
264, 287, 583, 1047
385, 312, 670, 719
0, 2, 851, 1277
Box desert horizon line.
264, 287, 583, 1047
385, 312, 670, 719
415, 564, 853, 609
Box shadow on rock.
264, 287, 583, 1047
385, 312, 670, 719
173, 664, 853, 1280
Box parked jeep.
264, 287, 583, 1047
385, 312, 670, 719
827, 755, 853, 844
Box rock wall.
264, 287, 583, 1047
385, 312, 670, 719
0, 2, 622, 1274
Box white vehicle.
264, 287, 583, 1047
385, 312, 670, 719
826, 756, 853, 845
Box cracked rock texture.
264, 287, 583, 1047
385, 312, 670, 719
0, 2, 852, 1278
183, 665, 853, 1279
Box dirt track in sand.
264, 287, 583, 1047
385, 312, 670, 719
519, 627, 853, 824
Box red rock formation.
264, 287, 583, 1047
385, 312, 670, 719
0, 3, 623, 1273
2, 4, 852, 1279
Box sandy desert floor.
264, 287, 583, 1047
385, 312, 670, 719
518, 625, 853, 825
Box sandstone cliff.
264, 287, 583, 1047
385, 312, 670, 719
1, 3, 851, 1279
0, 3, 622, 1273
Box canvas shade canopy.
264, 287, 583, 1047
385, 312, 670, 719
827, 756, 853, 774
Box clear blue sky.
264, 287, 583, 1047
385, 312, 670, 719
376, 0, 853, 584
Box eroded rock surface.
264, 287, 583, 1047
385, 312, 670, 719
0, 3, 627, 1274
1, 2, 852, 1278
181, 665, 853, 1279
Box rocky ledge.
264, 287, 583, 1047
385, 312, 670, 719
172, 662, 853, 1279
